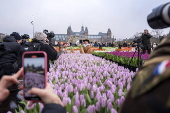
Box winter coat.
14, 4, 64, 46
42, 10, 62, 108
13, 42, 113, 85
141, 33, 152, 49
18, 39, 60, 68
122, 43, 128, 47
0, 36, 21, 78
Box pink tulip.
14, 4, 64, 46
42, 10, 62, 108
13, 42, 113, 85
72, 106, 78, 113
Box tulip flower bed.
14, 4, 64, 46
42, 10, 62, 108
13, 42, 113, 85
92, 51, 149, 70
14, 53, 136, 113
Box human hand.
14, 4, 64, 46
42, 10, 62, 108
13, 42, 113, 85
27, 83, 63, 106
0, 68, 23, 102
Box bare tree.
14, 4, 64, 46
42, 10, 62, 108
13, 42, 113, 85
151, 29, 164, 38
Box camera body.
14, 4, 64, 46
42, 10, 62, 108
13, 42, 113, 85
147, 2, 170, 29
43, 29, 55, 45
21, 34, 30, 39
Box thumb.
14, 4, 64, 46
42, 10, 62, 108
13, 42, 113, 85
27, 88, 44, 97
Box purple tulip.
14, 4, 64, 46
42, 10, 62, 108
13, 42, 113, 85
90, 91, 94, 99
118, 89, 124, 96
95, 102, 100, 111
26, 101, 36, 110
118, 82, 123, 89
19, 110, 25, 113
75, 92, 79, 100
108, 102, 113, 109
75, 99, 80, 107
72, 106, 78, 113
111, 108, 118, 113
80, 94, 85, 100
92, 84, 97, 92
127, 84, 131, 91
116, 99, 121, 108
87, 83, 91, 90
74, 87, 78, 94
87, 105, 95, 113
101, 98, 107, 107
39, 102, 44, 113
81, 99, 86, 107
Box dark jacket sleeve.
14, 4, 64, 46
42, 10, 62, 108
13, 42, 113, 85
146, 33, 152, 38
42, 104, 66, 113
40, 44, 58, 60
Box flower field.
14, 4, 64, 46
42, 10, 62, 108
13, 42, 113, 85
92, 51, 149, 68
15, 53, 136, 113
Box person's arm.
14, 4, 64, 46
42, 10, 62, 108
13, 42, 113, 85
0, 68, 23, 102
41, 44, 59, 60
146, 33, 152, 38
28, 84, 66, 113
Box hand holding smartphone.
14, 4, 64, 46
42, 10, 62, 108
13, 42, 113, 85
22, 51, 47, 101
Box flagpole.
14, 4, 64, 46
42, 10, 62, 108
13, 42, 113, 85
33, 22, 34, 38
31, 21, 34, 38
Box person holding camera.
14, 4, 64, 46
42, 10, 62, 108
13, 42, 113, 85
0, 68, 66, 113
141, 29, 152, 54
18, 32, 60, 68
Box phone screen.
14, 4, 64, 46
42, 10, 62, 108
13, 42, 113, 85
24, 53, 45, 100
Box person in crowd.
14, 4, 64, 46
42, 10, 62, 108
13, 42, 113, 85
18, 32, 60, 68
60, 43, 68, 53
122, 41, 128, 47
105, 42, 108, 47
93, 42, 98, 47
0, 68, 66, 113
98, 42, 102, 49
10, 32, 22, 44
141, 29, 152, 54
0, 35, 21, 78
120, 34, 170, 113
58, 42, 63, 52
82, 39, 93, 53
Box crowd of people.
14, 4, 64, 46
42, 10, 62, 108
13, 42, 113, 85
0, 32, 60, 79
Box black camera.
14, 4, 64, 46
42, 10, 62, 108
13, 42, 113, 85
43, 29, 55, 39
133, 38, 141, 43
147, 2, 170, 29
21, 34, 30, 39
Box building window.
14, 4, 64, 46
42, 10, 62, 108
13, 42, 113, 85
55, 35, 58, 38
76, 33, 79, 36
59, 35, 61, 38
63, 38, 65, 40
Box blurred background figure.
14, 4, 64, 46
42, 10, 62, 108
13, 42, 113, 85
122, 41, 128, 47
141, 29, 152, 54
60, 43, 68, 53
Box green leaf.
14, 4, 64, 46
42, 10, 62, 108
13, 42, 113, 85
85, 93, 92, 105
80, 108, 87, 113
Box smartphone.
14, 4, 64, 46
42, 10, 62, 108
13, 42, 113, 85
22, 51, 47, 101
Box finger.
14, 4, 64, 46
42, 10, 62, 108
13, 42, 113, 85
13, 68, 23, 78
27, 88, 44, 97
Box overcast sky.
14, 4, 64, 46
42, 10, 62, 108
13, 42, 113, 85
0, 0, 169, 40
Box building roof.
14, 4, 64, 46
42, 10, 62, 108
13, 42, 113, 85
98, 32, 107, 36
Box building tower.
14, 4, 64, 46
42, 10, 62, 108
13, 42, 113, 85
107, 28, 112, 38
80, 26, 84, 32
85, 27, 88, 36
67, 26, 72, 36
